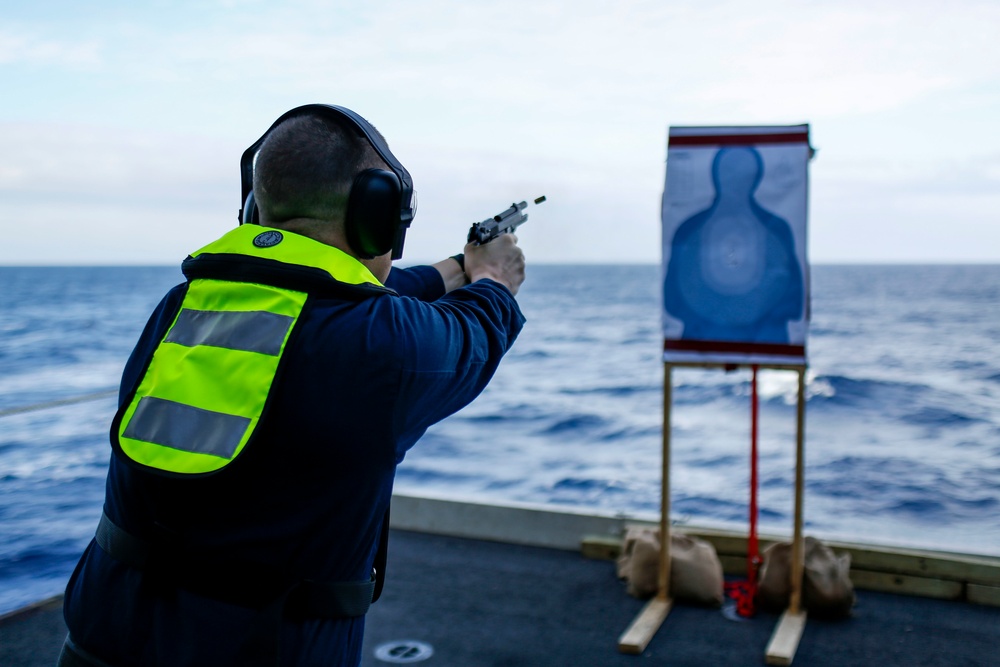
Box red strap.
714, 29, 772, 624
725, 580, 757, 617
726, 366, 761, 618
748, 365, 760, 589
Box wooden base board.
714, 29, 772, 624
849, 570, 963, 600
765, 609, 807, 666
617, 597, 672, 655
968, 583, 1000, 607
582, 533, 1000, 606
581, 536, 622, 561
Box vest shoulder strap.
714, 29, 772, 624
182, 253, 397, 300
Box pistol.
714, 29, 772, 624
467, 196, 546, 245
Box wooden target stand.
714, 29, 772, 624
618, 361, 808, 666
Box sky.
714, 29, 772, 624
1, 0, 998, 265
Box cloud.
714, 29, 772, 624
0, 122, 237, 208
0, 28, 101, 68
2, 0, 998, 263
668, 3, 1000, 121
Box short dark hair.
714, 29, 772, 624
252, 113, 387, 225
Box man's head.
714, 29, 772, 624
252, 113, 388, 239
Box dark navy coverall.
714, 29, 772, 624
62, 264, 525, 666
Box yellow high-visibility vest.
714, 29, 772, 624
115, 225, 384, 475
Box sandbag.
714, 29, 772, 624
757, 536, 855, 618
617, 527, 724, 606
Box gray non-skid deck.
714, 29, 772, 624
2, 529, 998, 666
363, 530, 998, 666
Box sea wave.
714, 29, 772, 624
2, 264, 1000, 616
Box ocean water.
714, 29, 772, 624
1, 264, 999, 615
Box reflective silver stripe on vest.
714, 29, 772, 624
122, 396, 250, 459
164, 309, 294, 356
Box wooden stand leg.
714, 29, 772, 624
617, 364, 674, 654
617, 363, 809, 660
765, 367, 808, 665
618, 597, 673, 654
765, 609, 808, 666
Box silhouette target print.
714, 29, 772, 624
664, 147, 803, 344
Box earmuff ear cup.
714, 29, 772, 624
345, 169, 403, 259
241, 105, 415, 257
241, 191, 259, 226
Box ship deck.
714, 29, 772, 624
2, 497, 998, 666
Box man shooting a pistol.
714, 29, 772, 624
60, 104, 526, 667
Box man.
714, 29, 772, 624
60, 105, 526, 666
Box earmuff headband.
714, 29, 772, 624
238, 104, 415, 259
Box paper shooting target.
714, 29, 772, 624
661, 126, 811, 365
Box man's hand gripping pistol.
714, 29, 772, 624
467, 196, 546, 245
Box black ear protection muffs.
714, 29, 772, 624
238, 104, 416, 260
